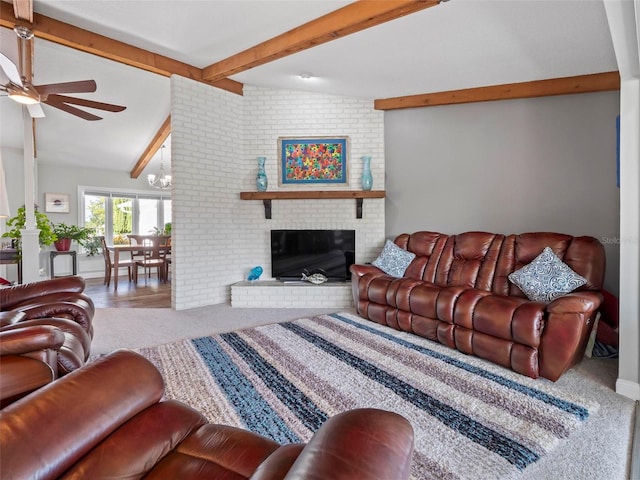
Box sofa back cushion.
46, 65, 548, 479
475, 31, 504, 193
493, 233, 605, 297
434, 232, 505, 289
393, 231, 605, 297
394, 232, 449, 283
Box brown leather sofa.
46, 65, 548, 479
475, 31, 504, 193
0, 349, 415, 480
0, 276, 94, 377
351, 231, 605, 381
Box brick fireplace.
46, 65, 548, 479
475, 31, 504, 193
171, 79, 385, 310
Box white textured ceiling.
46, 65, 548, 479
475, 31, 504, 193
0, 0, 618, 174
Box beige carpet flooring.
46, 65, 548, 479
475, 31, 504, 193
92, 305, 635, 480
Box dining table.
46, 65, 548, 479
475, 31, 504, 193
108, 242, 171, 290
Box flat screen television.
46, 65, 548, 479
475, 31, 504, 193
271, 229, 355, 282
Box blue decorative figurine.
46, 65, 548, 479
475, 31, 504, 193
247, 266, 263, 281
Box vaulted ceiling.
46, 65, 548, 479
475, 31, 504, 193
0, 0, 619, 176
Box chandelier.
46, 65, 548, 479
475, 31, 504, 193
147, 145, 172, 189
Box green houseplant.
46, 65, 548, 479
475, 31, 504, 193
2, 206, 57, 255
52, 222, 95, 252
82, 235, 102, 257
151, 222, 171, 236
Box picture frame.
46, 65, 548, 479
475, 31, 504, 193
278, 136, 349, 185
45, 192, 70, 213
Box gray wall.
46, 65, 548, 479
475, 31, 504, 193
384, 91, 620, 294
2, 148, 25, 222
37, 162, 156, 226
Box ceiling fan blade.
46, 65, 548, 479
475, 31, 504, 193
27, 103, 45, 118
45, 93, 126, 112
44, 96, 103, 121
0, 52, 23, 86
34, 80, 97, 95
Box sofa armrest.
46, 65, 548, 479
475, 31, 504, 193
350, 264, 388, 316
350, 264, 384, 278
0, 325, 65, 407
0, 276, 86, 310
283, 408, 414, 480
11, 297, 95, 338
539, 291, 604, 381
0, 356, 57, 407
546, 291, 603, 314
0, 325, 65, 357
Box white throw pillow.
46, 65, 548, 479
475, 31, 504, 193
372, 240, 416, 278
508, 246, 587, 303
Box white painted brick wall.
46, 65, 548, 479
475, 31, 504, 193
171, 79, 385, 310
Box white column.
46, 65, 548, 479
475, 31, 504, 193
617, 78, 640, 400
0, 153, 10, 279
605, 0, 640, 400
20, 229, 40, 282
21, 106, 39, 283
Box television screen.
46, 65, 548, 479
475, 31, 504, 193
271, 230, 355, 282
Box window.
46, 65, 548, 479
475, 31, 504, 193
80, 187, 171, 245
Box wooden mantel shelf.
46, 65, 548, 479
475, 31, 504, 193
240, 190, 385, 219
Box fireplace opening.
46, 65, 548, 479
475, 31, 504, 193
271, 230, 355, 282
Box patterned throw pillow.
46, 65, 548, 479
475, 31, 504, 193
508, 246, 588, 303
372, 239, 416, 278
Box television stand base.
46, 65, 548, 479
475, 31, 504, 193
282, 280, 349, 285
231, 280, 353, 308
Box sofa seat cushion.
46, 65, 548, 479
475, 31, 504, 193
64, 400, 207, 478
146, 424, 281, 480
454, 327, 540, 378
358, 274, 404, 306
454, 291, 545, 348
361, 275, 468, 323
407, 283, 467, 323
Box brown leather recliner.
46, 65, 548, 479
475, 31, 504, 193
0, 349, 415, 480
0, 276, 94, 376
352, 231, 605, 381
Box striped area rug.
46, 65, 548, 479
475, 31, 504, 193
137, 312, 598, 480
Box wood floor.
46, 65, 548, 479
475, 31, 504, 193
84, 275, 171, 308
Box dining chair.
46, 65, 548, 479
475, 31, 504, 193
99, 236, 134, 287
126, 235, 147, 262
163, 237, 172, 282
133, 235, 169, 284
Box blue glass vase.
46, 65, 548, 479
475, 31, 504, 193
256, 157, 268, 192
361, 155, 373, 191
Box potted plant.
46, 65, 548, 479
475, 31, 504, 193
1, 206, 57, 256
52, 223, 95, 252
151, 222, 171, 236
82, 235, 102, 257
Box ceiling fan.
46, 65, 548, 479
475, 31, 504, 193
0, 26, 126, 121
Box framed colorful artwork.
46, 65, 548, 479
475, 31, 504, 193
278, 136, 349, 185
44, 192, 70, 213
